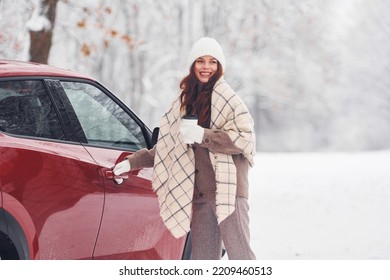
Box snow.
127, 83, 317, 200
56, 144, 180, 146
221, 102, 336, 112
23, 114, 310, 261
26, 14, 51, 32
248, 151, 390, 259
26, 0, 52, 32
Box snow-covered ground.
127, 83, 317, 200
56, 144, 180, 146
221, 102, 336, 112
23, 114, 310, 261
248, 151, 390, 260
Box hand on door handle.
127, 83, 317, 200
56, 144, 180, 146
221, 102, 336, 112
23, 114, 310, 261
113, 159, 131, 175
105, 170, 128, 184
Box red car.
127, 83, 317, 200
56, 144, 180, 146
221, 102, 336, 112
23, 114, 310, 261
0, 60, 190, 260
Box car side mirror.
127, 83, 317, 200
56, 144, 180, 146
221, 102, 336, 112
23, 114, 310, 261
151, 127, 159, 147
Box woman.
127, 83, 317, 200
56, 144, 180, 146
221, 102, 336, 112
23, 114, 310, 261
113, 37, 256, 260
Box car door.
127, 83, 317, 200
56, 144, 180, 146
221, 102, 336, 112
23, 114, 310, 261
57, 80, 187, 259
0, 79, 105, 259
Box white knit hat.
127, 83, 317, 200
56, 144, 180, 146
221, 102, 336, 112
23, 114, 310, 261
187, 37, 226, 72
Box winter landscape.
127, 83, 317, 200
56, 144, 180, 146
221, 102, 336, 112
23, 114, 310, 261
249, 151, 390, 260
2, 0, 390, 152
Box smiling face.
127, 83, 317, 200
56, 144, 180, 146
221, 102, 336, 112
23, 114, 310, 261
193, 55, 218, 84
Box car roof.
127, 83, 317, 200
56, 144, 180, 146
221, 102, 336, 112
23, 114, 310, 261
0, 60, 95, 81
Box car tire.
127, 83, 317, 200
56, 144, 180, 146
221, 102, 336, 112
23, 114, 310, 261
0, 210, 30, 260
0, 231, 20, 260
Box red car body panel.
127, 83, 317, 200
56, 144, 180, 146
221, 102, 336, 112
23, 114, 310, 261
0, 60, 188, 260
1, 134, 104, 259
82, 146, 187, 260
0, 60, 92, 80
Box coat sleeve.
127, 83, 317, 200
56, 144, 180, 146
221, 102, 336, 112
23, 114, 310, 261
199, 128, 242, 154
126, 145, 156, 169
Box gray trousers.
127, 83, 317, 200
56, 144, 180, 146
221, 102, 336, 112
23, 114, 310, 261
191, 193, 256, 260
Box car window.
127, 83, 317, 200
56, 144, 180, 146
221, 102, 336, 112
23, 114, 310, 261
60, 81, 146, 150
0, 80, 66, 140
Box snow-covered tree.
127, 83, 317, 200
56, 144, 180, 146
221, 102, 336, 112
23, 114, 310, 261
27, 0, 59, 63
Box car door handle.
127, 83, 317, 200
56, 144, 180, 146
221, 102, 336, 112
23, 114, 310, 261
105, 170, 128, 184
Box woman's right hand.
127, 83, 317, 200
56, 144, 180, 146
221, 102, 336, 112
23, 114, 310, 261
113, 159, 131, 175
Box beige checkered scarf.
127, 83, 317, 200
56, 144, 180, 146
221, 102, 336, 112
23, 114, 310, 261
152, 78, 255, 238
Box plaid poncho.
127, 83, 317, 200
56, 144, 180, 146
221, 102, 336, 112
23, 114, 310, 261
152, 78, 255, 238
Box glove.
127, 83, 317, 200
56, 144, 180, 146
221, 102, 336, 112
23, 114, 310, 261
180, 122, 204, 144
113, 159, 131, 175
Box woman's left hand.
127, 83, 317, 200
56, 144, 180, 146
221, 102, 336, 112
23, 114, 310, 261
180, 123, 204, 144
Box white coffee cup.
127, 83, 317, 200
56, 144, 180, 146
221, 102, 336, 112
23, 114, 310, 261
182, 115, 198, 144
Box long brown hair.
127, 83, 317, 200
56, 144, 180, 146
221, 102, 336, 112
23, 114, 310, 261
179, 62, 223, 128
